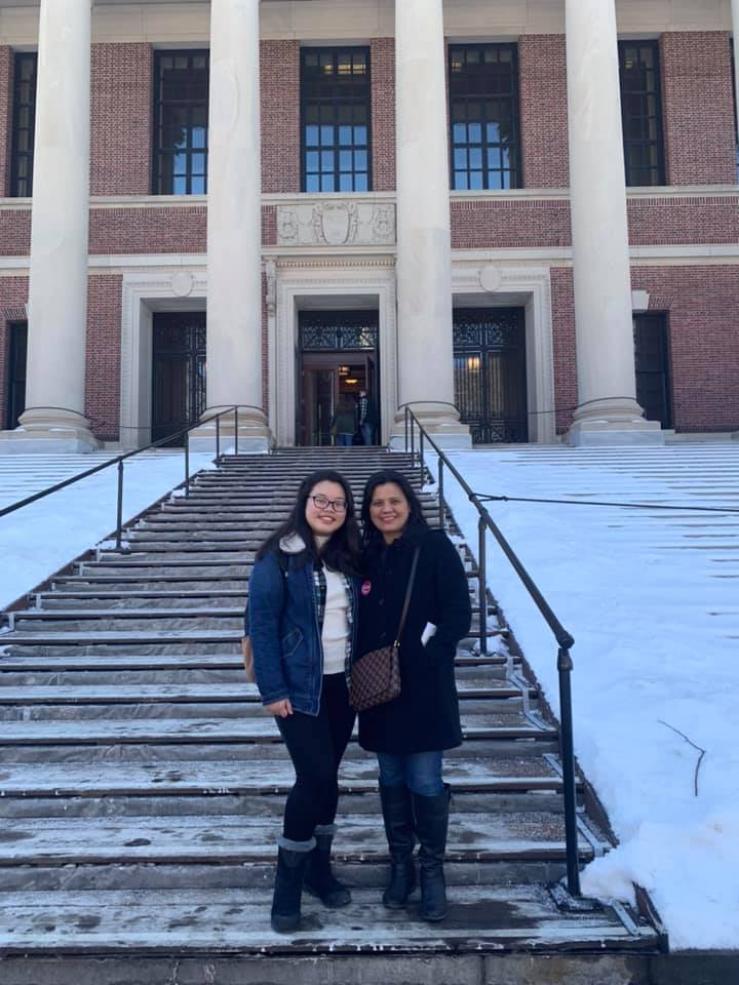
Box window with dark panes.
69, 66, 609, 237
618, 41, 666, 187
5, 320, 28, 429
152, 51, 209, 195
449, 44, 521, 191
301, 47, 371, 193
10, 53, 37, 197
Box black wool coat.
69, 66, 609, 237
356, 526, 472, 755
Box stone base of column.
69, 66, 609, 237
188, 406, 272, 455
388, 403, 472, 451
566, 400, 664, 447
0, 408, 99, 454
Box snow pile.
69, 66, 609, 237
0, 451, 216, 609
433, 445, 739, 951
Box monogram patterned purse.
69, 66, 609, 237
349, 547, 420, 712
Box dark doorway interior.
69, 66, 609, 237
634, 312, 672, 429
5, 320, 27, 430
297, 310, 379, 446
152, 311, 206, 446
453, 307, 528, 443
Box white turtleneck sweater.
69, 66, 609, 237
279, 533, 349, 676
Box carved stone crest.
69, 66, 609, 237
276, 201, 396, 247
312, 202, 359, 246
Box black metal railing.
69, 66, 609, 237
403, 404, 581, 898
0, 405, 261, 550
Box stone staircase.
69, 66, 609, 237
0, 447, 659, 982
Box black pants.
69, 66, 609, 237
276, 673, 356, 842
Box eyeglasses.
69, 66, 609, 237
310, 494, 348, 513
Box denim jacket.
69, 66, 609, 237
247, 544, 359, 716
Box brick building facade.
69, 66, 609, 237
0, 0, 737, 450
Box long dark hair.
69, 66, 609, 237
256, 469, 361, 574
361, 469, 429, 547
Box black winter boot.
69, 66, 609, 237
304, 823, 352, 908
379, 783, 417, 909
412, 785, 450, 922
270, 836, 314, 933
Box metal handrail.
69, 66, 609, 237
0, 405, 248, 548
403, 404, 581, 898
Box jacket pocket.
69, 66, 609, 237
281, 627, 303, 658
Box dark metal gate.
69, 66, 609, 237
152, 312, 206, 446
453, 308, 528, 443
5, 320, 27, 430
634, 312, 672, 429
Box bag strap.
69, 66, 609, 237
393, 546, 421, 648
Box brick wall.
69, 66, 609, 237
371, 38, 396, 192
452, 199, 572, 249
519, 35, 569, 189
0, 47, 12, 197
633, 265, 739, 432
85, 275, 122, 441
660, 32, 737, 186
549, 267, 577, 434
91, 43, 152, 196
627, 195, 739, 245
0, 275, 29, 430
261, 40, 301, 194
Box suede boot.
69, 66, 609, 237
379, 783, 417, 908
270, 835, 314, 933
304, 823, 352, 908
412, 786, 450, 922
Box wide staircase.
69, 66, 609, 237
0, 447, 659, 980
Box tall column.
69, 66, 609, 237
190, 0, 270, 453
392, 0, 470, 448
565, 0, 661, 445
0, 0, 97, 453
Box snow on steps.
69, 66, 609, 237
0, 447, 658, 962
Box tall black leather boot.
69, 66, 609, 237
379, 783, 417, 908
270, 836, 314, 933
412, 785, 450, 922
304, 823, 352, 908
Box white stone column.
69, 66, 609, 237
0, 0, 97, 453
565, 0, 661, 445
391, 0, 470, 448
190, 0, 270, 453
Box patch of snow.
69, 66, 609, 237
431, 445, 739, 951
0, 452, 215, 609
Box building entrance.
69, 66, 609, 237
297, 311, 379, 447
151, 312, 206, 446
453, 307, 528, 443
5, 320, 27, 430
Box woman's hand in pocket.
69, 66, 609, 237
266, 698, 294, 718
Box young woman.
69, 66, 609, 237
248, 470, 361, 933
357, 470, 471, 922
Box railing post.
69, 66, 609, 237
410, 412, 415, 461
438, 459, 445, 531
404, 407, 409, 453
216, 415, 221, 462
184, 429, 190, 497
234, 406, 239, 456
478, 515, 488, 656
115, 459, 124, 550
419, 427, 424, 487
558, 646, 581, 897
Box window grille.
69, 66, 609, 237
152, 50, 209, 195
618, 41, 666, 187
449, 43, 521, 191
300, 47, 371, 193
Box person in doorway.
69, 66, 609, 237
357, 390, 378, 446
248, 470, 361, 933
331, 396, 357, 447
356, 470, 471, 922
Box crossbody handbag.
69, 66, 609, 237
349, 546, 421, 712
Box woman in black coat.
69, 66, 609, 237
356, 470, 471, 922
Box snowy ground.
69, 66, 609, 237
431, 443, 739, 951
0, 450, 216, 609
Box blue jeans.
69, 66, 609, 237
361, 422, 374, 446
377, 751, 444, 797
336, 433, 353, 446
